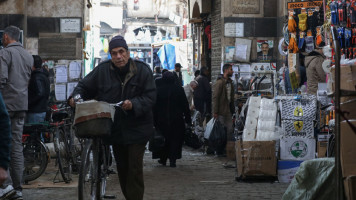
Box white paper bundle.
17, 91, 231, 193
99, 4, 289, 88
260, 98, 276, 111
256, 130, 279, 141
247, 106, 260, 119
259, 110, 277, 121
243, 129, 256, 141
257, 120, 275, 132
249, 96, 261, 108
245, 117, 258, 130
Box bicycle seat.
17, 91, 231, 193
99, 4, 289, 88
23, 122, 50, 133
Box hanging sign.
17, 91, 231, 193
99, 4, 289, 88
287, 1, 323, 9
224, 23, 244, 37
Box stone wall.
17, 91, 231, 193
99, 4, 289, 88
211, 0, 222, 82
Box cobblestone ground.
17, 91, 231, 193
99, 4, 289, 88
23, 146, 289, 200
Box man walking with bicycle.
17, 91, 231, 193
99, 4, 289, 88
69, 35, 156, 200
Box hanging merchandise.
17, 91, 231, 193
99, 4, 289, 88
338, 1, 346, 25
345, 28, 352, 48
288, 10, 297, 33
307, 9, 319, 37
305, 36, 315, 53
330, 1, 339, 25
298, 11, 308, 32
338, 27, 345, 48
298, 32, 305, 49
351, 0, 356, 24
347, 2, 352, 28
288, 33, 299, 53
316, 26, 323, 47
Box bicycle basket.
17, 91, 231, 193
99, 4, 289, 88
74, 100, 115, 138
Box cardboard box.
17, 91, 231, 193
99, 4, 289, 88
277, 160, 303, 183
280, 137, 316, 161
282, 120, 314, 138
344, 176, 356, 200
341, 98, 356, 120
331, 64, 356, 92
236, 140, 276, 177
341, 121, 356, 178
317, 141, 328, 158
279, 95, 317, 120
226, 141, 236, 161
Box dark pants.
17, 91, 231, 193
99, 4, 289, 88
113, 143, 146, 200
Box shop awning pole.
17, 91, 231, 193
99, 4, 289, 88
331, 26, 343, 200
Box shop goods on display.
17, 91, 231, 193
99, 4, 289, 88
277, 160, 304, 183
282, 119, 314, 138
279, 95, 317, 120
280, 137, 316, 161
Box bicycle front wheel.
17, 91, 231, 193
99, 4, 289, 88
78, 139, 101, 200
54, 127, 72, 183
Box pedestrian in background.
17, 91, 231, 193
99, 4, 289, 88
27, 55, 50, 123
0, 92, 14, 199
0, 25, 33, 200
183, 80, 198, 110
212, 64, 235, 156
194, 70, 200, 80
193, 67, 212, 124
153, 66, 162, 80
173, 63, 183, 86
69, 35, 156, 200
153, 71, 191, 167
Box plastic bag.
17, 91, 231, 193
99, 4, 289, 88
208, 120, 227, 151
184, 126, 203, 149
204, 118, 216, 139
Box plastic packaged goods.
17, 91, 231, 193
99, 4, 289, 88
245, 116, 258, 130
247, 106, 260, 119
257, 120, 275, 132
242, 129, 256, 141
249, 96, 261, 108
259, 110, 277, 121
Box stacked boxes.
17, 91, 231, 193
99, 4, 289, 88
278, 95, 317, 182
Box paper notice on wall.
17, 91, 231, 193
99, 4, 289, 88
69, 61, 81, 80
67, 82, 78, 98
239, 64, 251, 79
235, 44, 247, 61
55, 65, 68, 83
55, 84, 67, 101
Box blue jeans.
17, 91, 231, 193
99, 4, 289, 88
26, 112, 46, 123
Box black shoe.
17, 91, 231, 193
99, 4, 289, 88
170, 163, 176, 168
158, 159, 166, 166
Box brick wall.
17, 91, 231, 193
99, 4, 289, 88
211, 0, 222, 82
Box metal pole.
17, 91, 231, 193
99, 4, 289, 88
197, 25, 201, 69
331, 26, 343, 200
192, 24, 196, 66
23, 0, 28, 48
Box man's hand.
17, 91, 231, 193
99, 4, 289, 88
122, 100, 133, 111
0, 167, 7, 185
68, 98, 75, 108
213, 113, 218, 119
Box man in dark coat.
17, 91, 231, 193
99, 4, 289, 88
153, 66, 162, 80
193, 67, 212, 122
27, 55, 50, 123
173, 63, 183, 86
69, 35, 156, 200
153, 71, 191, 167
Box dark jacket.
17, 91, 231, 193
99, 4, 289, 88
0, 92, 11, 170
72, 59, 156, 145
193, 74, 212, 114
153, 73, 162, 80
153, 78, 191, 160
28, 68, 50, 113
173, 71, 183, 86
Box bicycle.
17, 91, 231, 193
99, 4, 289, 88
77, 101, 122, 200
23, 122, 51, 182
52, 104, 83, 183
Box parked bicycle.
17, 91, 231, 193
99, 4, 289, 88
77, 101, 122, 200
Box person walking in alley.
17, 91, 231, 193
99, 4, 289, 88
0, 92, 15, 199
27, 55, 50, 123
69, 35, 156, 200
173, 63, 183, 86
153, 66, 162, 80
0, 25, 33, 200
304, 42, 326, 95
153, 71, 191, 167
212, 64, 235, 156
183, 80, 198, 110
193, 67, 212, 123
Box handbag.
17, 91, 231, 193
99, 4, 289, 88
148, 127, 165, 152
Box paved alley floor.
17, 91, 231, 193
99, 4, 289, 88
23, 146, 289, 200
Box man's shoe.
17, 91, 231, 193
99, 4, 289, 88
9, 191, 22, 200
169, 163, 176, 168
0, 185, 16, 200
